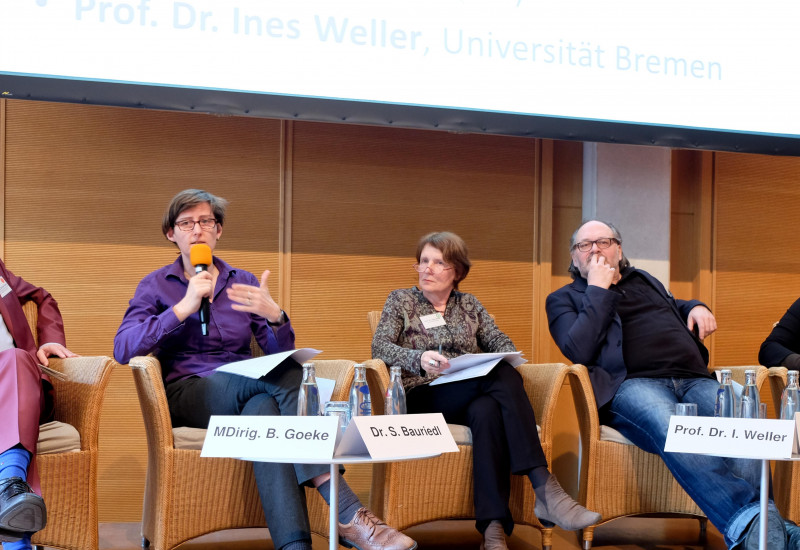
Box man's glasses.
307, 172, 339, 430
175, 218, 218, 232
572, 237, 620, 253
413, 261, 453, 275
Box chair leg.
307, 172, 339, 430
699, 517, 708, 540
581, 526, 595, 550
541, 527, 553, 550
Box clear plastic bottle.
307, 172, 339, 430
781, 370, 800, 420
738, 369, 761, 419
349, 363, 372, 419
385, 366, 407, 415
297, 363, 320, 416
714, 368, 736, 418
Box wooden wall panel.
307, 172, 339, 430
289, 122, 538, 361
670, 149, 703, 301
713, 152, 800, 367
547, 140, 583, 363
670, 149, 719, 362
2, 100, 282, 521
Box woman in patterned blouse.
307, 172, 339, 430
372, 231, 600, 550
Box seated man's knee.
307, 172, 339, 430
241, 393, 280, 417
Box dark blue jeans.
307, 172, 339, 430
606, 376, 766, 548
166, 359, 326, 549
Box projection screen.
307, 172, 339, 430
2, 0, 799, 154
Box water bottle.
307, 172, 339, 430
738, 369, 761, 419
780, 370, 800, 420
714, 369, 736, 418
385, 366, 407, 415
349, 363, 372, 419
297, 363, 321, 416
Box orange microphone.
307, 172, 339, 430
190, 244, 213, 336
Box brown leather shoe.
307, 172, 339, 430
479, 520, 508, 550
338, 507, 417, 550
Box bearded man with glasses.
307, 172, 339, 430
546, 219, 800, 550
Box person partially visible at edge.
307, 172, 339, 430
0, 262, 78, 550
546, 218, 800, 550
371, 230, 601, 550
114, 189, 416, 550
759, 297, 800, 370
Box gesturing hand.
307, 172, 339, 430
228, 270, 284, 323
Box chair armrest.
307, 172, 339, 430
708, 365, 768, 389
363, 359, 391, 415
47, 356, 115, 452
129, 356, 176, 450
312, 359, 357, 401
566, 364, 601, 446
768, 366, 789, 415
516, 363, 569, 446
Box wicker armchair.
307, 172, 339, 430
767, 366, 800, 523
568, 364, 768, 549
19, 301, 115, 550
364, 311, 567, 550
129, 354, 355, 550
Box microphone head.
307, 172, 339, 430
190, 244, 213, 267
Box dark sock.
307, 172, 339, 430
0, 447, 31, 481
280, 540, 312, 550
316, 477, 362, 524
527, 465, 550, 490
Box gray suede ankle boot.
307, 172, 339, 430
533, 474, 601, 531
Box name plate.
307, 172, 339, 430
664, 416, 795, 459
202, 415, 338, 461
335, 413, 458, 459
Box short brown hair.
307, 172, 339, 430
416, 231, 471, 289
162, 189, 228, 238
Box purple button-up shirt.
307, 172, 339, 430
114, 256, 295, 383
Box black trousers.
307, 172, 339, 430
406, 361, 547, 535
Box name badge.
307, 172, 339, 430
420, 313, 446, 329
0, 277, 11, 298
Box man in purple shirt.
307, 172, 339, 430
114, 189, 416, 550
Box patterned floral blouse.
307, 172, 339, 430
371, 287, 516, 392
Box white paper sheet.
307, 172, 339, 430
429, 351, 525, 386
318, 378, 335, 409
215, 348, 323, 379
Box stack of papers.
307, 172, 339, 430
216, 348, 334, 404
429, 351, 525, 386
